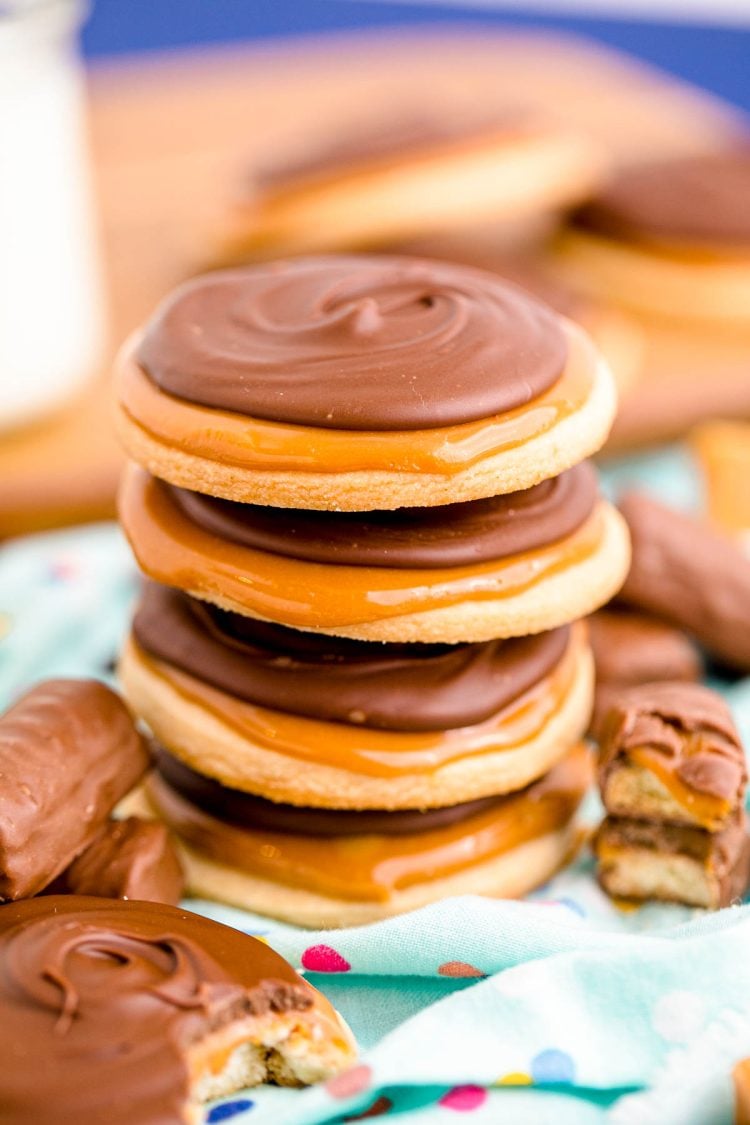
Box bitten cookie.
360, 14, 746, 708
0, 896, 356, 1123
593, 682, 750, 910
114, 257, 618, 511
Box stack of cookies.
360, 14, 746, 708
115, 255, 631, 928
594, 683, 750, 910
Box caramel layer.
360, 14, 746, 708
629, 747, 732, 830
134, 624, 583, 780
147, 743, 591, 902
120, 467, 607, 630
116, 319, 595, 476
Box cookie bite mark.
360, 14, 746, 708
0, 896, 356, 1123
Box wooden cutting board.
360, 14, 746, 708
1, 27, 741, 537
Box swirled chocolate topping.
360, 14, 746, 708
133, 583, 570, 732
156, 746, 507, 836
0, 896, 319, 1125
573, 151, 750, 247
136, 256, 568, 430
167, 461, 597, 568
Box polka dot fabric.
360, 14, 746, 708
3, 454, 750, 1125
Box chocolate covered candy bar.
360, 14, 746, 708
0, 680, 150, 900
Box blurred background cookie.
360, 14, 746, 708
217, 110, 603, 262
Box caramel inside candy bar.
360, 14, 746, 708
594, 813, 750, 910
0, 680, 150, 900
598, 682, 746, 831
62, 817, 185, 906
0, 896, 356, 1124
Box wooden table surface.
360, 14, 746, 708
0, 28, 742, 537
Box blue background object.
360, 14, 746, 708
82, 2, 750, 112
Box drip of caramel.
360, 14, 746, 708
116, 318, 595, 476
629, 747, 732, 830
147, 743, 592, 902
130, 625, 582, 779
120, 467, 607, 631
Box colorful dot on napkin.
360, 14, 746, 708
326, 1064, 373, 1100
496, 1072, 532, 1086
344, 1095, 394, 1120
439, 1085, 488, 1111
531, 1048, 576, 1084
301, 944, 351, 973
206, 1100, 254, 1121
438, 961, 486, 978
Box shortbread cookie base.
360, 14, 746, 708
118, 635, 594, 809
121, 485, 630, 643
114, 337, 617, 511
126, 781, 580, 929
555, 228, 750, 324
220, 125, 602, 261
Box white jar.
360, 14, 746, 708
0, 0, 105, 432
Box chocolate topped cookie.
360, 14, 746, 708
0, 896, 355, 1123
138, 257, 567, 431
574, 150, 750, 249
216, 111, 601, 261
115, 256, 617, 511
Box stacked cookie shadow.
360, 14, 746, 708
115, 254, 631, 928
594, 683, 750, 910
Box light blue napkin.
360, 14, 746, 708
2, 446, 749, 1124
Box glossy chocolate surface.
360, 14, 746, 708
133, 583, 570, 732
137, 257, 567, 430
156, 746, 509, 836
0, 895, 319, 1124
166, 461, 597, 568
62, 818, 185, 906
598, 681, 746, 808
0, 680, 150, 901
